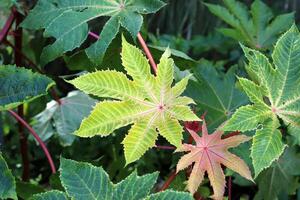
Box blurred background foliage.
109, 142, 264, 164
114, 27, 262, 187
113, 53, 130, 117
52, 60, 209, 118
1, 0, 300, 199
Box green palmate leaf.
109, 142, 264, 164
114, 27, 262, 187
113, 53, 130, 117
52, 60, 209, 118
58, 158, 192, 200
69, 37, 200, 164
30, 191, 68, 200
0, 65, 54, 111
224, 25, 300, 177
32, 91, 97, 146
206, 0, 294, 49
0, 153, 17, 200
186, 62, 248, 130
21, 0, 165, 66
255, 147, 300, 200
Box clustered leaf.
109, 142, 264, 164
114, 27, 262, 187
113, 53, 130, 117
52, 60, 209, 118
206, 0, 294, 49
0, 65, 54, 111
177, 120, 253, 199
224, 25, 300, 177
69, 37, 200, 165
30, 158, 193, 200
32, 91, 97, 146
21, 0, 165, 66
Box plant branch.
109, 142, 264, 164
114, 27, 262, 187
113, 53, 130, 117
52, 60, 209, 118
8, 110, 56, 174
13, 9, 31, 181
159, 170, 177, 191
154, 145, 176, 150
88, 31, 100, 40
0, 11, 15, 43
137, 32, 157, 74
228, 176, 232, 200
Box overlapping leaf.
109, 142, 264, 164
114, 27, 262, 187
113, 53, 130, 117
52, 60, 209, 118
21, 0, 165, 66
186, 62, 248, 130
69, 37, 199, 164
224, 25, 300, 177
0, 65, 54, 111
176, 120, 253, 199
255, 147, 300, 200
32, 91, 97, 146
206, 0, 294, 49
0, 153, 17, 200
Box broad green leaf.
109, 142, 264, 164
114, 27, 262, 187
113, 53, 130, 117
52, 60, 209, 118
30, 191, 68, 200
16, 182, 45, 199
255, 147, 300, 200
0, 65, 54, 111
69, 37, 199, 164
21, 0, 165, 65
145, 190, 193, 200
186, 63, 248, 130
58, 158, 191, 199
224, 25, 300, 177
206, 0, 294, 49
32, 91, 97, 146
0, 153, 17, 200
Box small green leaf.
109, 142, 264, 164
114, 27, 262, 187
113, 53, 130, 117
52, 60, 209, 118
16, 182, 45, 199
0, 153, 17, 200
0, 65, 54, 111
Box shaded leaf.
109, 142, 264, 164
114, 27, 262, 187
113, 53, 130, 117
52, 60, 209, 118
0, 65, 54, 111
32, 91, 97, 146
0, 153, 17, 200
22, 0, 165, 65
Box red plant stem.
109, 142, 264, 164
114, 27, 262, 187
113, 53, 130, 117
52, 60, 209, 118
228, 176, 232, 200
8, 110, 56, 174
13, 9, 31, 181
223, 131, 240, 139
88, 31, 100, 40
159, 170, 177, 191
0, 11, 15, 42
154, 145, 176, 150
4, 39, 43, 74
137, 32, 157, 74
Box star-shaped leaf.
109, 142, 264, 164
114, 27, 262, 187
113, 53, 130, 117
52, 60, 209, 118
21, 0, 165, 66
224, 25, 300, 177
205, 0, 294, 49
176, 120, 253, 199
68, 37, 200, 165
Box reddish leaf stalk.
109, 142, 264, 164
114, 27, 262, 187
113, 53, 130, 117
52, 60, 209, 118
13, 9, 31, 181
0, 11, 15, 42
8, 110, 56, 174
137, 32, 157, 74
154, 145, 176, 150
159, 170, 177, 191
228, 176, 232, 200
88, 31, 100, 40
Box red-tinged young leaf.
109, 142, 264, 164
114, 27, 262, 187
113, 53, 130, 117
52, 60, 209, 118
176, 120, 253, 199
